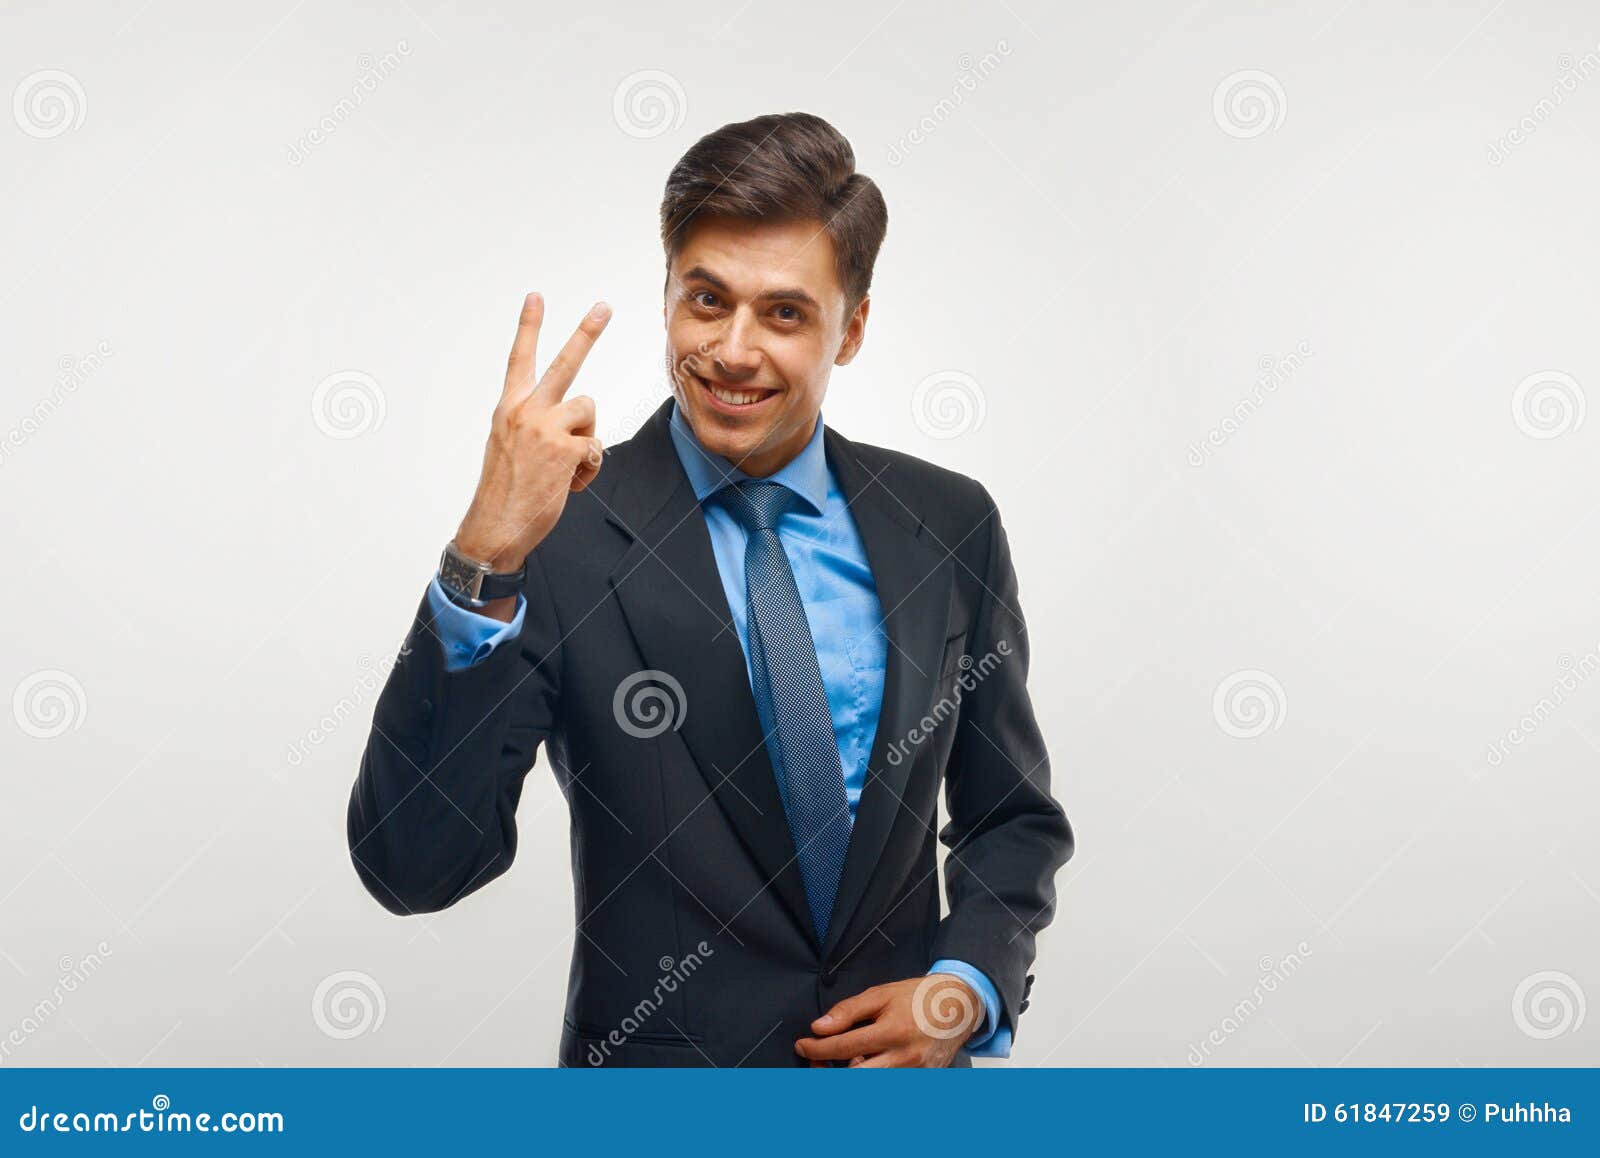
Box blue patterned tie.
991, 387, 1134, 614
717, 480, 851, 942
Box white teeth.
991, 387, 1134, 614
707, 382, 763, 406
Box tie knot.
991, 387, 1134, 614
717, 479, 795, 532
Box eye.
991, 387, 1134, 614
692, 290, 721, 310
774, 304, 803, 322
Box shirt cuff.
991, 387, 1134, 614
928, 958, 1011, 1058
426, 575, 526, 672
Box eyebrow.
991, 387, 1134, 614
681, 265, 820, 310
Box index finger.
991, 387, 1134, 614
532, 301, 612, 405
795, 1022, 895, 1062
502, 291, 544, 403
811, 986, 890, 1035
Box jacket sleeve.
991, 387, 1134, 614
346, 552, 562, 915
930, 486, 1074, 1042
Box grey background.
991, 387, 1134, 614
3, 0, 1597, 1066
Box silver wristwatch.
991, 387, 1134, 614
438, 539, 526, 609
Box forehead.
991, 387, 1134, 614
671, 215, 842, 302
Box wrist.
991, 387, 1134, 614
926, 961, 998, 1046
451, 527, 523, 575
916, 972, 985, 1044
438, 539, 526, 618
466, 594, 518, 623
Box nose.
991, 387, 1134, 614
712, 308, 762, 380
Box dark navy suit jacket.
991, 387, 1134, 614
346, 399, 1074, 1066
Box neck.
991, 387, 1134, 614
731, 421, 813, 477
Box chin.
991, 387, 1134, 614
697, 425, 765, 462
683, 396, 771, 445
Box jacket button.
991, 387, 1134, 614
419, 698, 434, 719
820, 968, 837, 987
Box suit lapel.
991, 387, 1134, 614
820, 427, 954, 963
604, 401, 817, 948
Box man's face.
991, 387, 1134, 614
664, 215, 869, 478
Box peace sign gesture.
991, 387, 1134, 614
453, 293, 611, 615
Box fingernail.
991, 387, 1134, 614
589, 301, 611, 320
816, 1015, 835, 1027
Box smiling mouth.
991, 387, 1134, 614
695, 373, 778, 412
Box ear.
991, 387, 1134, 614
834, 294, 871, 367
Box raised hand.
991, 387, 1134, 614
452, 293, 611, 615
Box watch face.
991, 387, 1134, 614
440, 550, 483, 599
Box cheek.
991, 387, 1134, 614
669, 319, 719, 368
772, 343, 829, 394
763, 332, 807, 371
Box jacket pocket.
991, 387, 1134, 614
563, 1016, 705, 1047
939, 631, 969, 679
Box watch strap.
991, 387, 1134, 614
439, 540, 526, 608
476, 565, 526, 602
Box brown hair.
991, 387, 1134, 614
659, 112, 888, 312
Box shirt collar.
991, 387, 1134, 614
668, 398, 828, 515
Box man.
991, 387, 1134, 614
347, 112, 1073, 1067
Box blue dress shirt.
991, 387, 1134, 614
426, 401, 1010, 1056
